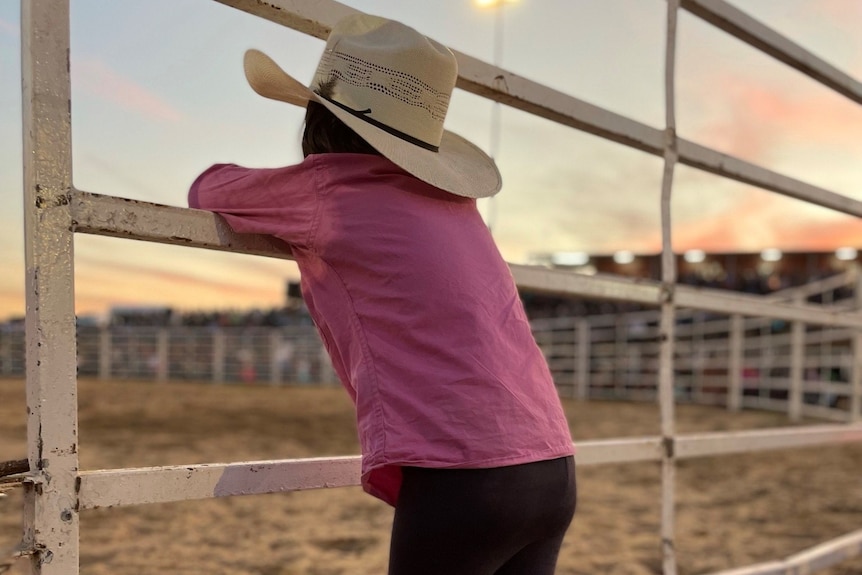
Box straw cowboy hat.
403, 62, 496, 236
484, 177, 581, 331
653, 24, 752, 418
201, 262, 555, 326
243, 13, 502, 198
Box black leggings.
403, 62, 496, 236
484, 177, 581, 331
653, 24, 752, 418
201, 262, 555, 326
389, 456, 576, 575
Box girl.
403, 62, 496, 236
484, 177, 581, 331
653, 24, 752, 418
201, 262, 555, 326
189, 14, 576, 574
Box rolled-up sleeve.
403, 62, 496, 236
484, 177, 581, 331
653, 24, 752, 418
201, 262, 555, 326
188, 161, 320, 249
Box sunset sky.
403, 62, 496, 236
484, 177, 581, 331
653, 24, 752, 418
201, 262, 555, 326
1, 0, 860, 320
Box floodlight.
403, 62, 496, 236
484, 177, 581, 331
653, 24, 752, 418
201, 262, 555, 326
613, 250, 635, 265
683, 249, 706, 263
551, 252, 590, 267
760, 248, 782, 262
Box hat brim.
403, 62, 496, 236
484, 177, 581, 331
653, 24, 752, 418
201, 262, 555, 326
243, 49, 502, 199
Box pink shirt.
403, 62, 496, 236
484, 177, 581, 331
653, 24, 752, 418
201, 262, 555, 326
189, 154, 574, 506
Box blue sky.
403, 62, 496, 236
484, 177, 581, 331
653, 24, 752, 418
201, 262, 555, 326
1, 0, 860, 319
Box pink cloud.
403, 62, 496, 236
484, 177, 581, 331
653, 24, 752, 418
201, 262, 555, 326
74, 58, 183, 122
669, 70, 862, 253
693, 74, 861, 162
635, 192, 862, 253
73, 252, 291, 310
793, 218, 862, 250
71, 262, 282, 316
682, 56, 862, 168
76, 256, 261, 296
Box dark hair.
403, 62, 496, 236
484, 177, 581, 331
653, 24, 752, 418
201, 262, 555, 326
301, 80, 381, 157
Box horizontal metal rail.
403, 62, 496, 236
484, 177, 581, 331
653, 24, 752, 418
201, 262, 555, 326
767, 269, 858, 302
213, 0, 862, 218
221, 0, 862, 113
70, 191, 862, 328
680, 0, 862, 106
77, 455, 361, 509
215, 0, 356, 40
674, 140, 862, 216
575, 437, 662, 465
510, 265, 862, 328
674, 424, 862, 459
461, 56, 861, 216
75, 423, 862, 509
71, 190, 290, 259
703, 528, 862, 575
75, 439, 659, 509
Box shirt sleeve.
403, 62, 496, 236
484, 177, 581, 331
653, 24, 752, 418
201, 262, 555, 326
188, 161, 320, 249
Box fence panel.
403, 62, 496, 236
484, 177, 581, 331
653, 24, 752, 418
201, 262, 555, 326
14, 1, 862, 573
2, 303, 856, 422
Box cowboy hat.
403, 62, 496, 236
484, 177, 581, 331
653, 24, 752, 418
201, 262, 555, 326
243, 13, 502, 198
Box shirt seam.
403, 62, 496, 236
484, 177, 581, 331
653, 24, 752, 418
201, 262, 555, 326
305, 157, 387, 464
319, 258, 389, 461
306, 157, 325, 251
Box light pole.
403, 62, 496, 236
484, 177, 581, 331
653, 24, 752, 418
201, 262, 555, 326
476, 0, 517, 233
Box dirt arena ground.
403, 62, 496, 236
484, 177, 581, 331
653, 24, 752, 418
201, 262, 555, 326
1, 377, 861, 575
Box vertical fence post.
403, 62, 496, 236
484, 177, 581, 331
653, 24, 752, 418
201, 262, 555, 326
319, 343, 336, 386
693, 313, 705, 403
851, 330, 861, 423
21, 0, 79, 572
615, 314, 626, 398
728, 314, 743, 412
659, 2, 680, 573
550, 325, 562, 393
98, 327, 112, 380
789, 294, 805, 421
576, 318, 590, 400
570, 319, 578, 398
822, 290, 834, 409
1, 331, 11, 375
270, 329, 282, 385
851, 270, 861, 422
212, 329, 226, 384
156, 328, 169, 382
758, 322, 770, 404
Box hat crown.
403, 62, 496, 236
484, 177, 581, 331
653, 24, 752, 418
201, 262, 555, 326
241, 14, 501, 197
312, 14, 457, 149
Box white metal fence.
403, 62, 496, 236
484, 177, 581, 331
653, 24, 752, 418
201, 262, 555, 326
533, 271, 861, 424
12, 1, 862, 574
3, 269, 858, 419
74, 324, 333, 385
537, 309, 857, 421
3, 269, 856, 427
2, 289, 856, 415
